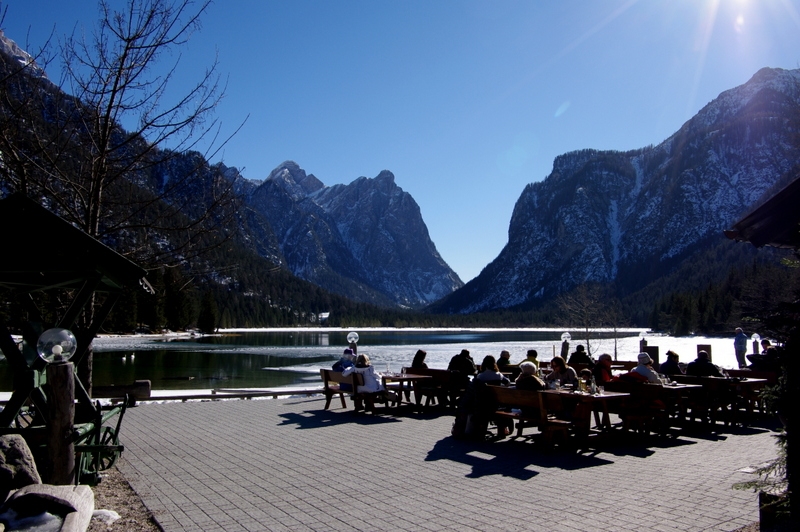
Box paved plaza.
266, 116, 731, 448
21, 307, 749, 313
115, 395, 779, 531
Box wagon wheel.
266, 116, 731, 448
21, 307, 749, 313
82, 426, 122, 473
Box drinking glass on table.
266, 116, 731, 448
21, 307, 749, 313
598, 386, 604, 395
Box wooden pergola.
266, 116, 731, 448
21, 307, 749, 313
0, 193, 152, 427
725, 174, 800, 524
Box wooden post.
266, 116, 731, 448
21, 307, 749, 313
697, 344, 712, 362
560, 341, 569, 359
639, 338, 648, 353
644, 346, 660, 366
46, 359, 75, 485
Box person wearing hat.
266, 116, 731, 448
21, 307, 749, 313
631, 352, 660, 383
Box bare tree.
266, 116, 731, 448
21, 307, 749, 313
1, 0, 242, 267
556, 283, 605, 357
0, 0, 243, 392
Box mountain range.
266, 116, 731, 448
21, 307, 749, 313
2, 26, 799, 324
432, 67, 800, 313
234, 161, 463, 308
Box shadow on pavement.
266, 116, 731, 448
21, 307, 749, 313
424, 435, 616, 479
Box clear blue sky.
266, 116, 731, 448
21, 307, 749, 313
5, 1, 800, 282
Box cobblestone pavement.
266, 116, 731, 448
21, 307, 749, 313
115, 396, 778, 532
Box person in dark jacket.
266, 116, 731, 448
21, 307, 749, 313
659, 350, 685, 376
448, 349, 477, 396
568, 344, 594, 367
686, 350, 726, 377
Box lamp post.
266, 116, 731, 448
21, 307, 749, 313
347, 331, 359, 355
560, 332, 571, 359
751, 333, 761, 356
38, 328, 78, 485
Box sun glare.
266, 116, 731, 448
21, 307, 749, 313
734, 14, 745, 33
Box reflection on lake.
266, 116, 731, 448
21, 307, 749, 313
0, 328, 743, 391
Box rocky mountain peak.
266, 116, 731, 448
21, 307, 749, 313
434, 67, 800, 314
265, 160, 324, 200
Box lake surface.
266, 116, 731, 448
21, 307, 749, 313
0, 328, 749, 392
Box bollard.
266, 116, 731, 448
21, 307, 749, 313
46, 358, 75, 485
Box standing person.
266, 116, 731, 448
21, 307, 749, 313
734, 327, 748, 368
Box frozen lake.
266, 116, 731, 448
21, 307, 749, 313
0, 327, 761, 392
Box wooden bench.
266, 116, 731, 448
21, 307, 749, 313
319, 369, 388, 413
487, 386, 571, 445
601, 381, 670, 435
400, 367, 454, 409
320, 369, 356, 410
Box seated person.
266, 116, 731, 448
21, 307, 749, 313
496, 350, 512, 370
522, 349, 540, 371
685, 350, 726, 377
332, 348, 356, 391
475, 355, 510, 386
659, 350, 685, 376
579, 368, 593, 389
631, 352, 660, 383
448, 349, 477, 391
333, 348, 355, 371
411, 349, 428, 369
760, 339, 772, 354
544, 356, 579, 388
515, 361, 545, 391
592, 353, 613, 384
342, 354, 387, 394
568, 344, 594, 367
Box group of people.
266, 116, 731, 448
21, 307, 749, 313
330, 333, 764, 413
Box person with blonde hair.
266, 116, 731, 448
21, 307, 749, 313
342, 354, 386, 394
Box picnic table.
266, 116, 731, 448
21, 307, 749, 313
381, 372, 432, 410
541, 388, 630, 438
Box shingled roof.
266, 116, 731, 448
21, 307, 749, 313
724, 175, 800, 250
0, 193, 150, 293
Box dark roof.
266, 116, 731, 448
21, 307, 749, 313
0, 193, 149, 292
724, 176, 800, 250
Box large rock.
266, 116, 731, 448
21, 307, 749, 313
1, 484, 94, 532
0, 435, 41, 502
